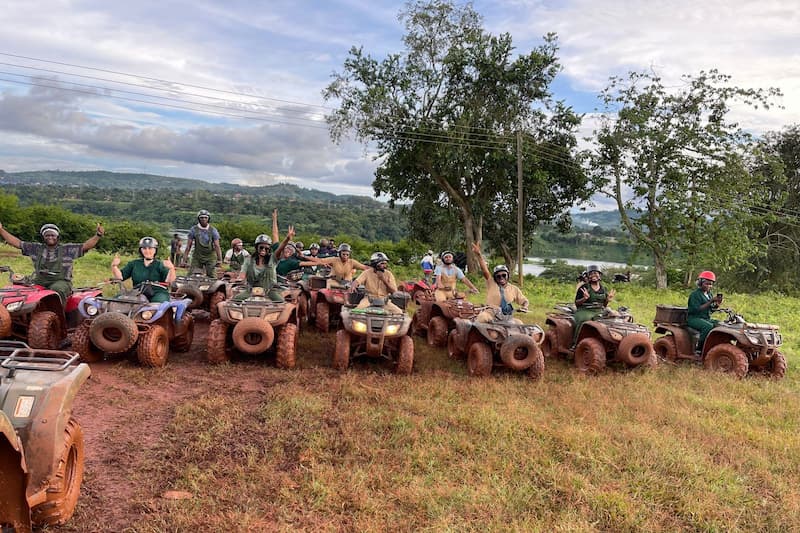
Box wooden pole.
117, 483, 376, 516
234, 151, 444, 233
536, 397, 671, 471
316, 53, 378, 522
517, 130, 524, 286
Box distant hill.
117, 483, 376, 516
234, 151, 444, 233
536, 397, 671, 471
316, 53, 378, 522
572, 209, 631, 230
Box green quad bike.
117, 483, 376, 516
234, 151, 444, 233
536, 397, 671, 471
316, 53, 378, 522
543, 303, 656, 374
0, 341, 90, 531
172, 270, 239, 321
71, 280, 194, 367
206, 286, 299, 368
653, 305, 785, 379
447, 308, 546, 379
332, 289, 414, 375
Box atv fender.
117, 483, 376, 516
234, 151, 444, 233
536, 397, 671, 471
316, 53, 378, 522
545, 315, 574, 354
654, 325, 694, 356
0, 411, 31, 531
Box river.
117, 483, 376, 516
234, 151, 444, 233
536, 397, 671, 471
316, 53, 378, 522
521, 257, 645, 276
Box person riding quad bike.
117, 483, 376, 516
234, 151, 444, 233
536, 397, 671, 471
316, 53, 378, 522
349, 252, 402, 314
183, 209, 223, 276
433, 250, 479, 302
471, 242, 529, 323
314, 243, 368, 286
233, 228, 295, 302
111, 237, 176, 302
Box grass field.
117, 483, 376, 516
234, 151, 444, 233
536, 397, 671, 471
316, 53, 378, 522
2, 245, 799, 531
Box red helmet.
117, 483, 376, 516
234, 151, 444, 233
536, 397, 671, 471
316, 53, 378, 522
698, 270, 716, 282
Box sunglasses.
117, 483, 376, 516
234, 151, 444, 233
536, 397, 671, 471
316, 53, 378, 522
495, 273, 508, 279
257, 246, 270, 252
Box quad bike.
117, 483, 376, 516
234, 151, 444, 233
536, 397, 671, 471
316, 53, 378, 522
447, 308, 546, 379
411, 293, 483, 347
206, 286, 299, 368
543, 303, 655, 374
332, 290, 414, 375
653, 305, 785, 379
71, 280, 194, 367
0, 266, 103, 351
172, 270, 239, 320
277, 269, 310, 325
0, 341, 90, 530
402, 279, 434, 305
302, 273, 354, 333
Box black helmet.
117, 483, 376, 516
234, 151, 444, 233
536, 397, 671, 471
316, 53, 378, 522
197, 209, 211, 222
254, 234, 272, 246
370, 251, 389, 267
492, 264, 510, 278
338, 243, 352, 254
39, 223, 60, 238
587, 264, 602, 275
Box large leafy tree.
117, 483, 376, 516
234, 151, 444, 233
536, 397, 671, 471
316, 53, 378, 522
589, 70, 781, 288
323, 0, 587, 272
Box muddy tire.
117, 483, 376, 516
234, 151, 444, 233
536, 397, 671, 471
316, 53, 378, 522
704, 343, 748, 378
232, 317, 274, 354
616, 333, 654, 367
410, 312, 421, 336
653, 336, 678, 363
316, 301, 330, 333
175, 285, 203, 308
297, 293, 309, 324
209, 291, 226, 320
137, 325, 169, 367
275, 323, 298, 369
396, 335, 414, 375
0, 304, 11, 338
467, 341, 493, 377
575, 337, 606, 375
71, 321, 104, 363
447, 329, 464, 359
541, 328, 558, 359
499, 334, 542, 371
426, 316, 448, 347
333, 329, 350, 371
207, 319, 230, 364
170, 313, 195, 352
768, 351, 787, 379
89, 313, 138, 354
31, 418, 84, 527
28, 310, 61, 350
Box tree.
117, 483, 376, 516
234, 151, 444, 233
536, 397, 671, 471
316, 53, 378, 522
589, 70, 781, 288
323, 0, 587, 273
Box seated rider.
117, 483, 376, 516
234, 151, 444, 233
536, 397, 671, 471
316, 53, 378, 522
349, 252, 402, 314
471, 242, 528, 323
0, 220, 104, 305
111, 237, 176, 302
234, 227, 295, 302
276, 242, 322, 278
687, 270, 723, 352
573, 265, 615, 344
223, 238, 250, 273
315, 243, 368, 286
433, 250, 478, 301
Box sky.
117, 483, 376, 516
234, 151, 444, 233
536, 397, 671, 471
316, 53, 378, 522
1, 0, 797, 211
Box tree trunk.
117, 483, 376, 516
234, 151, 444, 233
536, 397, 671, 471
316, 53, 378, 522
462, 212, 482, 274
654, 253, 668, 289
498, 242, 516, 272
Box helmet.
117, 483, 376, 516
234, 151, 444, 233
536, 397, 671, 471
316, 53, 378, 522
309, 243, 320, 250
370, 252, 389, 267
39, 223, 60, 238
197, 209, 211, 222
698, 270, 716, 282
587, 264, 602, 275
426, 249, 434, 256
254, 234, 272, 246
492, 264, 510, 278
440, 250, 454, 260
231, 238, 243, 247
138, 236, 159, 249
294, 241, 303, 249
338, 243, 351, 254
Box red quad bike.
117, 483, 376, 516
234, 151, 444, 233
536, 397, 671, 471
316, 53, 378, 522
71, 281, 194, 367
332, 290, 414, 375
543, 304, 655, 374
411, 294, 483, 348
172, 270, 239, 321
0, 266, 102, 350
652, 305, 785, 379
447, 309, 546, 379
302, 274, 354, 333
206, 286, 299, 368
403, 279, 434, 305
0, 341, 90, 530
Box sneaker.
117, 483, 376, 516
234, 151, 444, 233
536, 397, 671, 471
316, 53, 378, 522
58, 337, 72, 349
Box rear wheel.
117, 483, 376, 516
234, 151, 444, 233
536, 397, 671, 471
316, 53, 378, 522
332, 329, 350, 371
175, 285, 203, 308
31, 418, 84, 526
316, 301, 330, 333
426, 316, 448, 347
208, 291, 226, 320
170, 313, 195, 352
0, 304, 11, 338
206, 319, 230, 364
574, 337, 606, 375
467, 342, 493, 377
653, 336, 678, 363
71, 321, 104, 363
447, 329, 464, 359
137, 325, 169, 367
704, 343, 748, 378
541, 328, 559, 359
297, 293, 309, 324
616, 333, 654, 367
275, 323, 298, 369
28, 310, 62, 350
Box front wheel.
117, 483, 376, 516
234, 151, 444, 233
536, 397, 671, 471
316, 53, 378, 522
467, 342, 493, 377
31, 418, 84, 526
209, 291, 226, 320
275, 323, 298, 369
704, 343, 748, 378
316, 301, 330, 333
396, 335, 414, 375
332, 329, 350, 371
137, 325, 169, 367
767, 351, 787, 379
71, 321, 104, 363
574, 337, 606, 375
206, 319, 230, 364
426, 316, 448, 347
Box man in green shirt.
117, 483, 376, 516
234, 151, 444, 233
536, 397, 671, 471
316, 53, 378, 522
687, 270, 723, 351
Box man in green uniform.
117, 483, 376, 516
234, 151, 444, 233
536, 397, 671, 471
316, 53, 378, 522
183, 209, 223, 276
687, 270, 723, 351
223, 238, 250, 273
111, 237, 176, 302
0, 221, 104, 304
235, 226, 295, 302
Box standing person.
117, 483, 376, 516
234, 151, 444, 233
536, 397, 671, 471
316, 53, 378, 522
316, 243, 369, 284
235, 227, 295, 302
111, 237, 176, 303
318, 238, 336, 258
420, 249, 435, 284
183, 209, 223, 276
573, 265, 615, 344
223, 238, 250, 273
169, 233, 183, 266
433, 250, 479, 301
687, 270, 723, 351
472, 242, 528, 323
349, 252, 402, 313
0, 221, 104, 304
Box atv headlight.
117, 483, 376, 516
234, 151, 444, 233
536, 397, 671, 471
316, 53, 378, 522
252, 287, 265, 297
385, 324, 400, 335
140, 309, 155, 321
486, 328, 500, 340
6, 301, 23, 312
86, 305, 99, 316
353, 320, 367, 333
199, 284, 210, 291
229, 309, 243, 321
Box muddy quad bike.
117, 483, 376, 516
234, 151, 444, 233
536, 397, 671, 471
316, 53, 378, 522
447, 308, 545, 379
333, 290, 414, 375
411, 294, 483, 348
277, 269, 310, 325
403, 279, 434, 305
543, 303, 655, 374
206, 286, 299, 368
0, 266, 102, 351
0, 341, 90, 530
302, 273, 354, 333
653, 305, 785, 379
172, 270, 238, 321
71, 280, 194, 367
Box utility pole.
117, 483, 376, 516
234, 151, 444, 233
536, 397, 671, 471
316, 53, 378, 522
516, 130, 524, 286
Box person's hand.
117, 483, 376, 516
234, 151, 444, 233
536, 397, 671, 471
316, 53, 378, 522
96, 223, 105, 237
471, 242, 481, 254
469, 287, 479, 294
519, 306, 529, 313
608, 288, 616, 301
163, 258, 174, 270
287, 225, 295, 240
111, 253, 121, 268
580, 287, 589, 299
273, 208, 278, 218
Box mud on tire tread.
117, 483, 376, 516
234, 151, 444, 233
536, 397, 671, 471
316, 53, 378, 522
767, 351, 787, 379
232, 317, 274, 354
170, 314, 195, 352
71, 321, 104, 363
653, 336, 678, 363
575, 337, 606, 375
426, 316, 448, 347
541, 328, 559, 359
616, 333, 654, 367
316, 301, 330, 333
297, 293, 309, 325
209, 291, 226, 320
89, 312, 138, 354
396, 335, 414, 375
31, 417, 84, 527
28, 310, 62, 350
499, 334, 541, 371
207, 319, 230, 364
704, 343, 748, 378
447, 329, 464, 359
137, 324, 169, 367
467, 341, 493, 377
0, 303, 12, 338
275, 322, 298, 369
176, 285, 203, 308
333, 329, 350, 371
